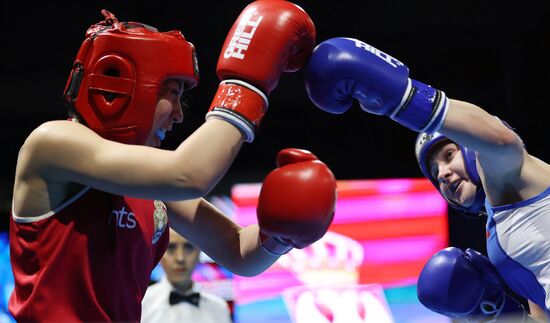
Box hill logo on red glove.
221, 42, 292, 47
224, 9, 263, 60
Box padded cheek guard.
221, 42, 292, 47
64, 10, 200, 144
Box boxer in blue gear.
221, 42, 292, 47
304, 37, 550, 322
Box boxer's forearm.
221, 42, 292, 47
173, 119, 244, 198
167, 199, 277, 277
439, 99, 523, 158
234, 224, 279, 277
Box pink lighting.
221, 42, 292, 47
360, 236, 447, 263
231, 178, 448, 303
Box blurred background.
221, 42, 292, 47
0, 0, 548, 321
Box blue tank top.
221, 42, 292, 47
486, 187, 550, 316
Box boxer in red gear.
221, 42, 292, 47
9, 3, 328, 321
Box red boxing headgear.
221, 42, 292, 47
64, 10, 199, 144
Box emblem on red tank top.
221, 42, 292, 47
152, 200, 168, 244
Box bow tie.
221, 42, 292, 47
169, 291, 201, 307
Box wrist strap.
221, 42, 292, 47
390, 79, 449, 134
206, 80, 268, 142
259, 233, 293, 256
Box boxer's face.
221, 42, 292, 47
145, 79, 185, 147
161, 229, 200, 290
428, 142, 476, 208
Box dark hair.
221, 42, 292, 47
66, 102, 85, 124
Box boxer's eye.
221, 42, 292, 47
183, 242, 196, 253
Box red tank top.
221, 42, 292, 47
9, 187, 169, 322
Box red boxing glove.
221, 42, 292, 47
257, 148, 337, 255
206, 0, 316, 142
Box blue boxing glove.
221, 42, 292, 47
304, 37, 448, 134
417, 247, 528, 322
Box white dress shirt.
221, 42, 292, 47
141, 277, 232, 323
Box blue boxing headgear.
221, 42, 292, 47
415, 132, 486, 216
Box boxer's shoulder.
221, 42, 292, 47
15, 120, 96, 190
19, 120, 101, 164
26, 120, 93, 142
